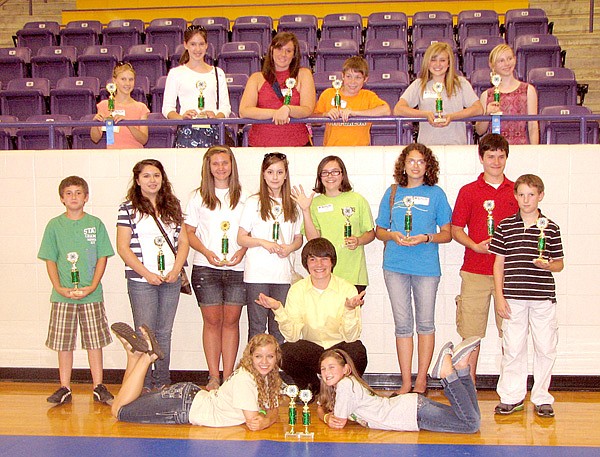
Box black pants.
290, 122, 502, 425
281, 339, 368, 395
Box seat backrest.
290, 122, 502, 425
34, 45, 77, 62
77, 46, 123, 84
23, 21, 60, 34
321, 13, 363, 46
146, 18, 188, 55
150, 75, 168, 113
412, 11, 453, 41
528, 67, 577, 112
540, 105, 597, 144
468, 68, 493, 97
315, 39, 360, 72
0, 47, 32, 62
0, 48, 31, 83
364, 70, 410, 109
72, 113, 106, 149
50, 77, 99, 119
462, 35, 505, 78
277, 15, 318, 51
59, 21, 101, 53
515, 34, 561, 81
457, 10, 499, 46
106, 19, 145, 32
145, 112, 176, 148
124, 45, 169, 88
364, 38, 408, 72
148, 18, 187, 29
16, 22, 59, 54
0, 114, 18, 149
313, 70, 343, 99
225, 73, 249, 115
125, 44, 169, 60
366, 12, 408, 42
64, 20, 102, 33
54, 76, 100, 95
232, 16, 273, 53
17, 114, 71, 149
6, 77, 50, 94
218, 41, 262, 75
80, 44, 124, 60
102, 20, 145, 49
1, 78, 49, 120
505, 8, 549, 47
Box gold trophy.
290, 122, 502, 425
298, 389, 314, 439
285, 384, 299, 438
403, 196, 415, 238
106, 82, 117, 118
272, 205, 282, 242
332, 79, 343, 108
536, 217, 549, 262
220, 221, 230, 264
483, 200, 495, 236
154, 236, 166, 278
66, 252, 80, 290
341, 207, 355, 247
432, 82, 445, 123
196, 80, 207, 115
491, 74, 503, 115
283, 77, 296, 105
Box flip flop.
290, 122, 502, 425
140, 324, 165, 360
111, 322, 149, 353
451, 336, 482, 365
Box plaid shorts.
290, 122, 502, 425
45, 302, 112, 351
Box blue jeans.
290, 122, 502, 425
383, 270, 440, 337
245, 282, 289, 345
127, 278, 181, 389
417, 367, 481, 433
117, 382, 200, 424
192, 266, 246, 306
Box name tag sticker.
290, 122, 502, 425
414, 196, 430, 206
423, 90, 436, 99
113, 109, 125, 116
317, 204, 334, 213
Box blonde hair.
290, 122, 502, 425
418, 42, 461, 97
197, 145, 242, 211
488, 43, 515, 68
113, 62, 135, 79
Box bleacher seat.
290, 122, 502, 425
192, 17, 230, 58
0, 77, 49, 120
99, 74, 150, 105
366, 12, 408, 43
0, 47, 31, 84
77, 45, 123, 88
412, 38, 459, 76
123, 44, 168, 89
277, 15, 318, 52
0, 115, 17, 150
145, 112, 176, 148
462, 35, 505, 78
321, 14, 363, 47
31, 45, 77, 89
72, 113, 105, 149
313, 70, 343, 99
315, 39, 359, 73
540, 105, 598, 144
371, 123, 415, 146
469, 68, 493, 97
297, 39, 310, 68
504, 8, 549, 48
364, 38, 408, 72
457, 10, 500, 47
218, 41, 262, 75
411, 11, 453, 41
364, 70, 409, 110
225, 73, 249, 116
528, 67, 577, 112
145, 18, 188, 57
14, 22, 59, 55
50, 76, 100, 120
515, 34, 562, 81
102, 19, 145, 50
16, 114, 71, 150
59, 21, 102, 54
150, 75, 168, 113
232, 16, 273, 55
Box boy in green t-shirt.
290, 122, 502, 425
38, 176, 115, 405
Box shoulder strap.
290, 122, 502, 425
215, 66, 220, 110
388, 184, 398, 228
151, 213, 177, 256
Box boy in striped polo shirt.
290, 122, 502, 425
489, 174, 564, 418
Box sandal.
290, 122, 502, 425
140, 324, 165, 360
111, 322, 149, 353
206, 375, 220, 391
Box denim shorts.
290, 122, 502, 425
117, 382, 201, 424
192, 265, 246, 307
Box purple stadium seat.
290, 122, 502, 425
321, 13, 363, 47
0, 114, 17, 149
218, 41, 262, 75
0, 47, 31, 84
364, 38, 408, 72
59, 21, 102, 54
145, 112, 176, 148
315, 39, 359, 73
371, 123, 415, 146
505, 8, 549, 48
468, 68, 493, 97
412, 37, 459, 76
124, 44, 168, 88
462, 35, 505, 78
72, 113, 105, 149
77, 45, 123, 85
0, 77, 49, 120
232, 16, 273, 55
515, 34, 561, 81
16, 114, 71, 149
528, 67, 577, 112
150, 75, 167, 113
102, 19, 144, 50
145, 18, 187, 57
225, 73, 249, 117
14, 22, 59, 55
277, 15, 318, 52
366, 12, 408, 43
31, 45, 77, 89
313, 70, 343, 99
457, 10, 500, 47
540, 105, 598, 144
297, 39, 310, 68
412, 11, 453, 41
192, 17, 230, 58
50, 76, 100, 120
364, 70, 410, 110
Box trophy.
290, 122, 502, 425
483, 200, 495, 236
196, 80, 207, 116
284, 384, 299, 438
106, 82, 117, 118
154, 236, 166, 277
536, 217, 549, 261
341, 206, 355, 247
67, 252, 80, 290
220, 221, 230, 263
403, 196, 414, 238
332, 79, 343, 108
283, 78, 296, 105
432, 82, 445, 123
491, 74, 503, 114
272, 205, 282, 242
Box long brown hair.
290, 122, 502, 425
257, 153, 299, 223
126, 159, 184, 225
317, 349, 378, 414
313, 155, 353, 194
418, 41, 461, 97
393, 143, 440, 187
197, 145, 242, 210
238, 334, 282, 410
262, 32, 301, 84
179, 25, 209, 66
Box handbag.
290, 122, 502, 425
151, 214, 192, 295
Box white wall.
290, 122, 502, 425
1, 144, 599, 376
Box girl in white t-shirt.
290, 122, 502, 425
318, 338, 482, 434
237, 152, 303, 344
185, 145, 248, 391
112, 325, 281, 429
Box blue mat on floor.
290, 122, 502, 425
1, 436, 598, 457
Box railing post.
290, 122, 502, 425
580, 116, 587, 144
48, 124, 55, 149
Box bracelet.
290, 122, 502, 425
426, 234, 433, 244
324, 413, 330, 424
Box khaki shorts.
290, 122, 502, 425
455, 271, 503, 338
46, 301, 112, 351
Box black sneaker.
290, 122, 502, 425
494, 400, 524, 415
93, 384, 114, 404
535, 404, 555, 417
47, 386, 72, 404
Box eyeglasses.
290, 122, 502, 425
407, 159, 426, 166
320, 169, 342, 177
264, 152, 287, 160
186, 25, 206, 32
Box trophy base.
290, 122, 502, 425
433, 117, 446, 123
285, 431, 314, 440
493, 111, 503, 116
